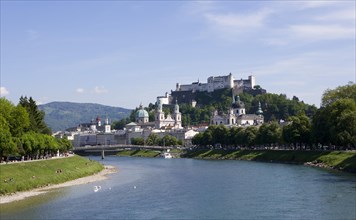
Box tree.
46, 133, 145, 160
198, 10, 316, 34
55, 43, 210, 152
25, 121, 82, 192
243, 126, 258, 147
321, 83, 356, 107
282, 114, 312, 149
0, 115, 16, 162
161, 135, 180, 146
328, 99, 356, 148
10, 105, 30, 137
131, 137, 144, 145
146, 133, 161, 146
19, 96, 51, 134
257, 122, 281, 147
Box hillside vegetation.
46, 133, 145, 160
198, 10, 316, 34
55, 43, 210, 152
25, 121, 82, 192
39, 102, 131, 131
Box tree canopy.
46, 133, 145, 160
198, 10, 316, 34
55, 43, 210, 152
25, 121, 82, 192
0, 97, 72, 162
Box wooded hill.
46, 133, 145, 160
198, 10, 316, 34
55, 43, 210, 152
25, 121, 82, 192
39, 102, 131, 132
170, 88, 317, 127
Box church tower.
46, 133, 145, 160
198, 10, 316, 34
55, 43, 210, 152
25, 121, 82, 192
232, 95, 246, 116
155, 100, 165, 129
173, 100, 182, 128
104, 116, 111, 133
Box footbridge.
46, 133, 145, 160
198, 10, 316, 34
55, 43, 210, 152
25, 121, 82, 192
73, 144, 174, 156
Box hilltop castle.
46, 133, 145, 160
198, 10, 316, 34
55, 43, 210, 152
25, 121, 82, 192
157, 73, 263, 106
176, 73, 255, 93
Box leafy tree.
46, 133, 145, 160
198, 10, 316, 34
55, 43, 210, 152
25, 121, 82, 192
146, 133, 161, 146
10, 105, 30, 137
321, 83, 356, 107
160, 135, 180, 146
256, 122, 281, 146
229, 126, 244, 147
282, 114, 312, 149
0, 115, 16, 162
112, 118, 130, 130
131, 137, 144, 145
243, 126, 258, 147
328, 99, 356, 148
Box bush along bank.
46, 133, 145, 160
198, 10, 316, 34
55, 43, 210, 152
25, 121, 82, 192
181, 149, 356, 174
0, 155, 104, 195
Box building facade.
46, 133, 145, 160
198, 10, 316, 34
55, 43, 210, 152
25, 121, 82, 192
175, 73, 256, 93
211, 95, 264, 126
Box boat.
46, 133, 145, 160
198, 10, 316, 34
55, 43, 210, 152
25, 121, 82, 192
163, 152, 173, 159
162, 149, 173, 159
163, 152, 172, 159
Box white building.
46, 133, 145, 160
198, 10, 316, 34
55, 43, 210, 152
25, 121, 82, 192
175, 73, 256, 93
211, 95, 264, 126
155, 100, 182, 129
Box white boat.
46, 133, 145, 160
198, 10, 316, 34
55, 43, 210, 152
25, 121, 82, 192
163, 152, 173, 159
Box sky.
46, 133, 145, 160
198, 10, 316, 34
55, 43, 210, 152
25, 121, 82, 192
1, 1, 355, 109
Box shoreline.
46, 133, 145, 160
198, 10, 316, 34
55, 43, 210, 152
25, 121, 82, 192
0, 165, 117, 204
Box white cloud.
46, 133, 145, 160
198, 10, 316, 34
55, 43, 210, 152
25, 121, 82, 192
300, 1, 338, 9
76, 88, 85, 93
0, 87, 9, 96
315, 9, 355, 21
289, 24, 355, 41
204, 8, 273, 30
93, 86, 108, 94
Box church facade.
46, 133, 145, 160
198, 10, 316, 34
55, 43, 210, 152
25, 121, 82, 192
211, 95, 264, 126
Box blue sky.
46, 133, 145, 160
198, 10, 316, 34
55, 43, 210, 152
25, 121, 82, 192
1, 1, 355, 109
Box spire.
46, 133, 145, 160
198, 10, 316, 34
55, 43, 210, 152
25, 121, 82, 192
256, 101, 263, 115
174, 99, 180, 113
157, 99, 163, 112
232, 91, 236, 104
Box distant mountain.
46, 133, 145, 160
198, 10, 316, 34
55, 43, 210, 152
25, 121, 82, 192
39, 102, 132, 132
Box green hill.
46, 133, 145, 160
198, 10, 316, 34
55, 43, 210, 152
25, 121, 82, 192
39, 102, 132, 132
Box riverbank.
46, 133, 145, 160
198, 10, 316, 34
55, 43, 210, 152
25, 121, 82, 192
181, 149, 356, 173
0, 155, 106, 197
0, 165, 116, 204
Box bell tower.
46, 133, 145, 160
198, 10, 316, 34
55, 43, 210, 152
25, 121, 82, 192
174, 100, 182, 128
155, 100, 165, 129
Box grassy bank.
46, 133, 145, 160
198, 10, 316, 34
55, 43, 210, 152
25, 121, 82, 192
116, 150, 162, 158
0, 155, 104, 195
182, 149, 356, 173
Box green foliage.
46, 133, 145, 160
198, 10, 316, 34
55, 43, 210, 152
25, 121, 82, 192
321, 82, 356, 107
182, 150, 356, 172
39, 101, 131, 132
146, 133, 161, 146
116, 150, 161, 157
282, 114, 312, 148
0, 97, 73, 161
0, 155, 103, 195
131, 137, 144, 145
19, 96, 51, 134
176, 88, 316, 127
313, 83, 356, 148
256, 121, 281, 146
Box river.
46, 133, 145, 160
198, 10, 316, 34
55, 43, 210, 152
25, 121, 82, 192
1, 156, 355, 219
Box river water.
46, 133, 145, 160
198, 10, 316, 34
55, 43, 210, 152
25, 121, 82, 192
1, 156, 355, 220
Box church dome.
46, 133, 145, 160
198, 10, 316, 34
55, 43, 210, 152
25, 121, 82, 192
136, 104, 149, 118
232, 96, 245, 108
